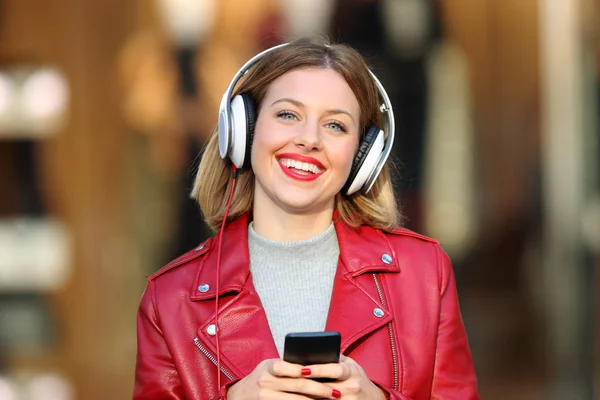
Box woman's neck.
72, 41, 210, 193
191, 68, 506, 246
252, 204, 335, 242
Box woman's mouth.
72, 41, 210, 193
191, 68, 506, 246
276, 157, 325, 181
278, 158, 324, 174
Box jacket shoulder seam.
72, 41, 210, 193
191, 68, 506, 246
388, 227, 439, 244
148, 240, 211, 281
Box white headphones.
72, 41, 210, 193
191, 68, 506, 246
217, 43, 395, 195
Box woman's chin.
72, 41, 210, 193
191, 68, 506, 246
276, 197, 332, 216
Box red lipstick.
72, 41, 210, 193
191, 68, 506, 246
276, 153, 325, 182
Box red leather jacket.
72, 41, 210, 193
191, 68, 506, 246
134, 214, 479, 399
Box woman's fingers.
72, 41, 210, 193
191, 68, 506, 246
229, 359, 344, 400
267, 359, 308, 378
260, 376, 341, 399
301, 362, 354, 381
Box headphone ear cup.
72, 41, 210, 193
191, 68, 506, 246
343, 126, 385, 195
240, 94, 257, 170
229, 94, 257, 168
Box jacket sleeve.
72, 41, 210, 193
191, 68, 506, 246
429, 246, 479, 399
133, 280, 185, 399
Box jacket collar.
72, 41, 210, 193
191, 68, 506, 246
190, 214, 251, 301
334, 219, 401, 276
190, 213, 401, 301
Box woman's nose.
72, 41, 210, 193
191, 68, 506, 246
293, 120, 322, 150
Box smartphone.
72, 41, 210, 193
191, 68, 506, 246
283, 331, 341, 366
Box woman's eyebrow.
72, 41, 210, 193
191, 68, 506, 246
323, 109, 356, 126
270, 98, 303, 108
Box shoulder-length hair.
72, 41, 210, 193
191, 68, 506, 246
191, 37, 402, 232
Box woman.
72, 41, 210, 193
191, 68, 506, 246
134, 37, 479, 399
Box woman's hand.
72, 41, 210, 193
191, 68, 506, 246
302, 356, 387, 400
226, 358, 343, 400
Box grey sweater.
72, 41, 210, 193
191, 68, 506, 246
248, 222, 339, 356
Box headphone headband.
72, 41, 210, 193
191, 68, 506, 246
218, 42, 395, 193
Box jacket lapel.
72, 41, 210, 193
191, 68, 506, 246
326, 221, 401, 353
190, 215, 278, 379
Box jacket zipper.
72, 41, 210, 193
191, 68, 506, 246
193, 337, 235, 381
373, 274, 399, 391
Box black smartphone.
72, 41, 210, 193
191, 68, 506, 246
283, 331, 341, 366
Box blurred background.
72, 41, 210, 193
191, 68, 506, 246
0, 0, 598, 399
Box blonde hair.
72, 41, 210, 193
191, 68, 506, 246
192, 37, 402, 232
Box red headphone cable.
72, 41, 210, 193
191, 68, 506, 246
215, 164, 237, 391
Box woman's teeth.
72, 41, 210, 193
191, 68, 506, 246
279, 158, 323, 174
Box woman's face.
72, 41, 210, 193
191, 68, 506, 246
251, 66, 361, 217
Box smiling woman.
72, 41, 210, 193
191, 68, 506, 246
133, 37, 479, 400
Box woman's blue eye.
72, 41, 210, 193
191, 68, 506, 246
277, 111, 297, 120
326, 122, 347, 133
